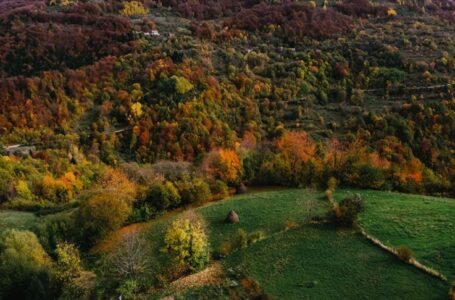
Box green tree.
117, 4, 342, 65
79, 193, 133, 244
55, 242, 96, 300
145, 181, 181, 210
0, 230, 53, 300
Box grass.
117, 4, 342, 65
199, 189, 327, 250
0, 210, 38, 232
136, 189, 452, 299
224, 226, 447, 300
334, 189, 455, 282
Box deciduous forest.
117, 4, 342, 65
0, 0, 454, 299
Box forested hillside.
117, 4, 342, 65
0, 0, 454, 298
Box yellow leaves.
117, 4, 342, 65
164, 218, 209, 271
172, 75, 194, 94
120, 1, 149, 17
15, 180, 33, 201
47, 0, 73, 6
130, 102, 143, 119
131, 83, 143, 101
387, 8, 397, 17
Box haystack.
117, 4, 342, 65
225, 210, 239, 223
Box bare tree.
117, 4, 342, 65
107, 232, 151, 280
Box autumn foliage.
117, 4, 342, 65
79, 167, 137, 244
202, 149, 242, 185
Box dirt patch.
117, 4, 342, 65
170, 262, 224, 290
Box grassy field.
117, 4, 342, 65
138, 189, 452, 299
224, 226, 447, 300
0, 210, 38, 232
334, 189, 455, 282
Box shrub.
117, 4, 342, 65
120, 1, 149, 17
248, 231, 265, 244
328, 194, 364, 226
396, 246, 413, 263
163, 218, 210, 272
218, 228, 266, 257
234, 228, 249, 249
116, 279, 140, 300
218, 241, 233, 257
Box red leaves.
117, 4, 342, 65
0, 3, 134, 76
225, 4, 352, 39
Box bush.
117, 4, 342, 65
396, 246, 413, 263
234, 228, 249, 249
163, 217, 210, 272
218, 241, 233, 257
116, 279, 140, 300
248, 231, 265, 244
328, 194, 364, 226
218, 229, 266, 257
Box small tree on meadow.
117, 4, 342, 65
163, 217, 209, 272
328, 194, 364, 227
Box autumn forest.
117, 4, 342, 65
0, 0, 455, 299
